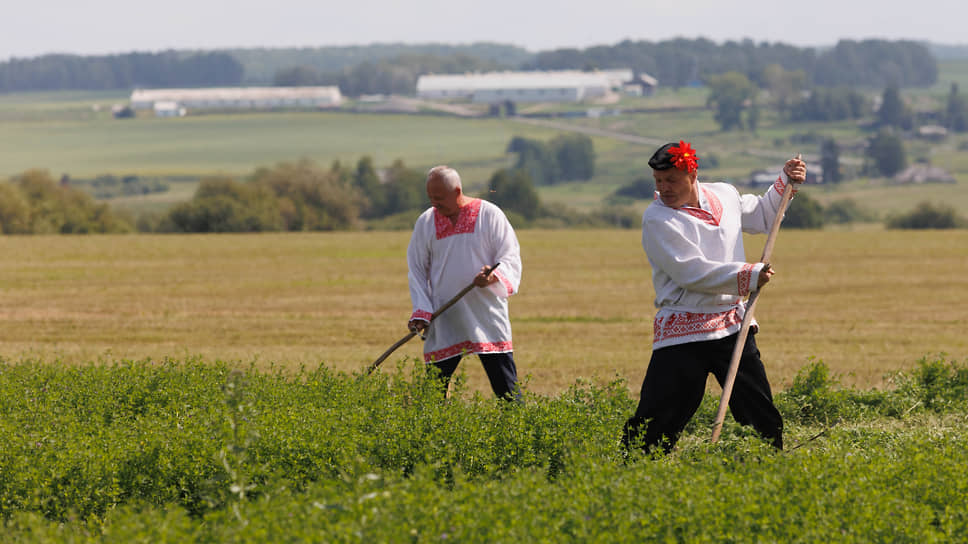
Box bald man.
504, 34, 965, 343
406, 165, 524, 400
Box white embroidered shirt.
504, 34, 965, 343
407, 198, 522, 362
642, 172, 795, 349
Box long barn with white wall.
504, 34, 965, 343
416, 70, 638, 104
130, 86, 342, 113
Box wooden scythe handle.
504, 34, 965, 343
711, 155, 800, 443
366, 263, 502, 374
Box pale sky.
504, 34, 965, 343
3, 0, 966, 60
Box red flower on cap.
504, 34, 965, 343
669, 140, 699, 173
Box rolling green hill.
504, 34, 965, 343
2, 62, 968, 221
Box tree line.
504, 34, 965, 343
0, 52, 243, 93
1, 133, 643, 234
528, 38, 937, 89
0, 39, 938, 95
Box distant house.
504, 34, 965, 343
416, 69, 642, 104
130, 86, 343, 113
622, 72, 659, 96
894, 164, 956, 184
916, 124, 948, 141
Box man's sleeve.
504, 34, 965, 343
485, 206, 522, 298
740, 169, 797, 234
406, 216, 434, 323
643, 213, 765, 297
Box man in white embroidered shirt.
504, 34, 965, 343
622, 141, 806, 455
407, 165, 523, 400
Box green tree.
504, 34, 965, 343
550, 134, 595, 181
761, 63, 807, 113
706, 71, 755, 131
747, 99, 760, 133
866, 130, 907, 177
613, 177, 656, 200
791, 87, 868, 122
877, 84, 908, 129
820, 138, 842, 183
352, 156, 386, 218
273, 65, 322, 86
483, 169, 540, 220
252, 159, 364, 231
0, 182, 31, 234
382, 160, 426, 215
166, 177, 282, 233
10, 170, 132, 233
507, 137, 560, 185
824, 199, 873, 224
782, 190, 824, 229
945, 83, 968, 132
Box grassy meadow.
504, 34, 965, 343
3, 63, 968, 542
2, 229, 965, 395
4, 73, 968, 219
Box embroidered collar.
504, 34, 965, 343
434, 198, 482, 239
657, 186, 722, 226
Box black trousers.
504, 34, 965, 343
623, 332, 783, 454
431, 352, 520, 401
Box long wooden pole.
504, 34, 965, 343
366, 263, 501, 375
710, 156, 799, 443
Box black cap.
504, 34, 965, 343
648, 142, 679, 170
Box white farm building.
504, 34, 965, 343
130, 86, 343, 114
416, 70, 638, 104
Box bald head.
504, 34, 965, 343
426, 165, 466, 219
427, 165, 462, 191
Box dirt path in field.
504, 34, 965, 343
508, 115, 869, 167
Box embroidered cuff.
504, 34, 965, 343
410, 310, 432, 323
773, 171, 799, 197
738, 263, 757, 296
491, 269, 514, 297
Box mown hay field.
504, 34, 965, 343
2, 228, 965, 395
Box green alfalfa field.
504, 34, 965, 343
4, 63, 968, 539
1, 229, 967, 541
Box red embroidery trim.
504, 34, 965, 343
410, 310, 432, 322
773, 175, 798, 196
434, 198, 482, 240
494, 269, 513, 296
679, 187, 723, 226
425, 340, 513, 362
652, 308, 742, 344
738, 263, 755, 296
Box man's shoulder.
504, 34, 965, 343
700, 180, 736, 190
643, 199, 672, 222
701, 181, 740, 198
416, 207, 435, 220
477, 199, 510, 221
477, 198, 500, 212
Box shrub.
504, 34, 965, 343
2, 170, 133, 234
782, 190, 824, 229
613, 177, 655, 200
886, 201, 968, 229
823, 198, 875, 224
892, 355, 968, 412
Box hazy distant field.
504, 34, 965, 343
5, 85, 968, 222
2, 229, 964, 395
0, 109, 561, 180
